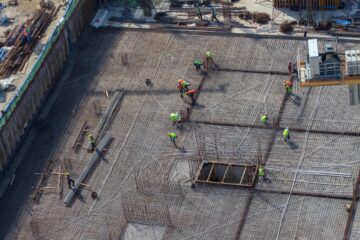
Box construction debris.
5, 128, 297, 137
252, 12, 270, 24
0, 8, 55, 78
279, 21, 294, 33
40, 0, 55, 10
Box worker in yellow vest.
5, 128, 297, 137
88, 133, 96, 151
168, 132, 177, 146
258, 165, 265, 181
283, 128, 290, 142
261, 114, 268, 125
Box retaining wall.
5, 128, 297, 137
0, 0, 98, 179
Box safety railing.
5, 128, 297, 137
0, 0, 80, 128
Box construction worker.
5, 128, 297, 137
196, 6, 202, 20
288, 62, 292, 74
261, 114, 268, 124
258, 165, 265, 181
66, 174, 75, 189
205, 51, 213, 64
186, 89, 197, 104
304, 30, 307, 38
181, 80, 191, 92
177, 79, 185, 98
88, 133, 96, 151
292, 63, 297, 74
194, 59, 203, 71
283, 80, 293, 95
169, 112, 181, 126
211, 7, 220, 23
283, 127, 290, 142
168, 132, 177, 145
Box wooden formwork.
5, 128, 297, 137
273, 0, 339, 10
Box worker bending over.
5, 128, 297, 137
261, 114, 268, 125
283, 80, 293, 95
181, 80, 191, 91
186, 89, 198, 105
168, 132, 177, 146
177, 79, 185, 98
169, 112, 181, 126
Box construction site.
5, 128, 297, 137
1, 0, 360, 239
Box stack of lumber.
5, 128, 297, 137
0, 8, 55, 77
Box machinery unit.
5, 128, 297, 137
296, 38, 360, 87
345, 50, 360, 76
304, 39, 341, 81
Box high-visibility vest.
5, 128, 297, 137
283, 129, 289, 137
258, 167, 265, 176
176, 112, 181, 121
181, 81, 189, 87
170, 113, 177, 122
88, 134, 95, 143
205, 51, 212, 58
261, 115, 268, 123
194, 60, 202, 65
186, 90, 197, 95
168, 133, 177, 138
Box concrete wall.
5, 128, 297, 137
0, 0, 98, 178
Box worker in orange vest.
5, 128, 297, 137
186, 89, 197, 104
177, 79, 185, 98
283, 80, 293, 95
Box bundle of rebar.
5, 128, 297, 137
0, 8, 54, 78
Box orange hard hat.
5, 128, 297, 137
178, 79, 184, 83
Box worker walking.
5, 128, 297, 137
88, 133, 96, 151
168, 132, 178, 146
66, 174, 75, 189
177, 79, 185, 98
196, 6, 202, 20
169, 112, 181, 126
283, 127, 290, 142
258, 165, 265, 181
211, 7, 220, 23
194, 59, 203, 71
186, 89, 198, 104
205, 51, 213, 64
261, 114, 268, 125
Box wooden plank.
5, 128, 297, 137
73, 121, 89, 153
300, 77, 360, 87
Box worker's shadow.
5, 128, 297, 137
287, 140, 298, 150
218, 83, 229, 93
288, 94, 302, 107
176, 145, 186, 153
192, 102, 206, 109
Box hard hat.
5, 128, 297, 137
178, 79, 184, 83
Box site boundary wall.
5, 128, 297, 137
0, 0, 98, 178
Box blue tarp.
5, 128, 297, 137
335, 19, 352, 25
